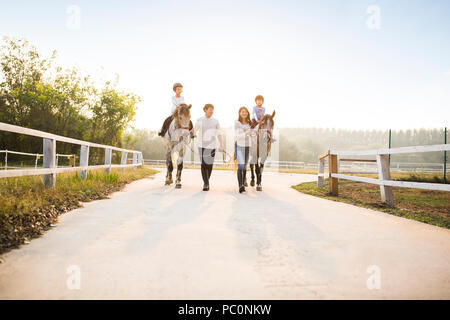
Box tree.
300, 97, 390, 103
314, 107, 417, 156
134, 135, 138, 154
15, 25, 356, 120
0, 37, 141, 161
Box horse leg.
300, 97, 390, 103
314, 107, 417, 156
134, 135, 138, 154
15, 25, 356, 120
175, 149, 184, 189
175, 161, 183, 188
256, 162, 264, 191
243, 167, 248, 187
250, 164, 255, 187
165, 148, 173, 185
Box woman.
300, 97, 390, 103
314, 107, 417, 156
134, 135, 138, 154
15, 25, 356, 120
235, 106, 253, 193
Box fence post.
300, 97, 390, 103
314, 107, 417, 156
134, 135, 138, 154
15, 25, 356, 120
388, 129, 392, 165
104, 148, 112, 174
43, 138, 56, 188
139, 152, 143, 167
444, 127, 447, 184
132, 152, 138, 171
329, 153, 338, 196
377, 154, 394, 207
317, 157, 325, 188
79, 145, 89, 179
120, 151, 127, 171
70, 155, 76, 167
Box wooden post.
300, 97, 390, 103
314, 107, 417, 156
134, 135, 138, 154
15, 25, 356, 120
329, 153, 338, 196
120, 151, 127, 171
70, 155, 76, 167
104, 148, 112, 174
377, 154, 394, 207
132, 152, 138, 171
79, 145, 89, 179
43, 138, 56, 188
317, 158, 325, 188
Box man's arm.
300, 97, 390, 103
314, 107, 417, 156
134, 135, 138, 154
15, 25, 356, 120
194, 119, 201, 134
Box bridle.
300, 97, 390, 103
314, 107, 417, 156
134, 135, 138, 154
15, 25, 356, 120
256, 116, 273, 157
257, 117, 273, 141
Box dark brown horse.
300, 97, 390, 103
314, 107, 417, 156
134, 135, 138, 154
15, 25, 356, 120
249, 111, 276, 191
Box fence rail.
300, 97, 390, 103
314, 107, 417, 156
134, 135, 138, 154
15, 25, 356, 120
0, 122, 143, 187
317, 144, 450, 206
143, 158, 448, 173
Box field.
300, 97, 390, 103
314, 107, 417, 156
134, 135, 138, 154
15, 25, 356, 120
293, 173, 450, 229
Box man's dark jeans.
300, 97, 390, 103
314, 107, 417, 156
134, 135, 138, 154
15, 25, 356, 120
198, 147, 216, 185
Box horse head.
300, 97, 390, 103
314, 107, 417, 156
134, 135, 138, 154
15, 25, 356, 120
173, 103, 192, 130
259, 110, 275, 133
257, 110, 275, 158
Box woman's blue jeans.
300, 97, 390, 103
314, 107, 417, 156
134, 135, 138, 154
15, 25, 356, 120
236, 145, 250, 171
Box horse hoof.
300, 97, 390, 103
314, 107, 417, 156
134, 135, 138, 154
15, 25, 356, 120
256, 185, 262, 191
250, 180, 255, 187
175, 183, 181, 189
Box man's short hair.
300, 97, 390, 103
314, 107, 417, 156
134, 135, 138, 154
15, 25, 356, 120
173, 82, 183, 91
255, 95, 264, 102
203, 103, 214, 111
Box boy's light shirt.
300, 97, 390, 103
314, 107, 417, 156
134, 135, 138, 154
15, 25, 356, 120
252, 105, 265, 121
171, 95, 185, 113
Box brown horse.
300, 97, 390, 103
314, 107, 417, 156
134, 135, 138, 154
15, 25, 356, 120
249, 111, 276, 191
162, 103, 192, 188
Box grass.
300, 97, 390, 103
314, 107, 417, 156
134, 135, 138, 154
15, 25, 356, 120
0, 166, 158, 253
292, 177, 450, 229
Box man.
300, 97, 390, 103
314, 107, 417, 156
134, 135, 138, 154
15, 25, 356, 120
194, 104, 223, 191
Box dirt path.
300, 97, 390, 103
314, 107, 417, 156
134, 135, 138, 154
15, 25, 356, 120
0, 169, 449, 299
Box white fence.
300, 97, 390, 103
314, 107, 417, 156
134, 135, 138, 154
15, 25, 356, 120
0, 150, 79, 169
143, 159, 312, 169
0, 122, 143, 187
317, 144, 450, 206
144, 158, 448, 173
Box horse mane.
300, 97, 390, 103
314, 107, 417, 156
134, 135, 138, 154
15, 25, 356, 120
258, 114, 274, 129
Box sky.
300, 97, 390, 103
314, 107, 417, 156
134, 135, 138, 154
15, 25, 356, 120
1, 0, 449, 130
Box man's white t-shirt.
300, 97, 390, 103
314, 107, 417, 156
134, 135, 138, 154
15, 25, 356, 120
171, 95, 184, 113
195, 116, 221, 149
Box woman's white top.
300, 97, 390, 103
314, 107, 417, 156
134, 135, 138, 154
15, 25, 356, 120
234, 120, 252, 147
195, 116, 222, 149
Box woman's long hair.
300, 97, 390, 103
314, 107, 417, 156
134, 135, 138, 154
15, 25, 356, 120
238, 106, 251, 125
